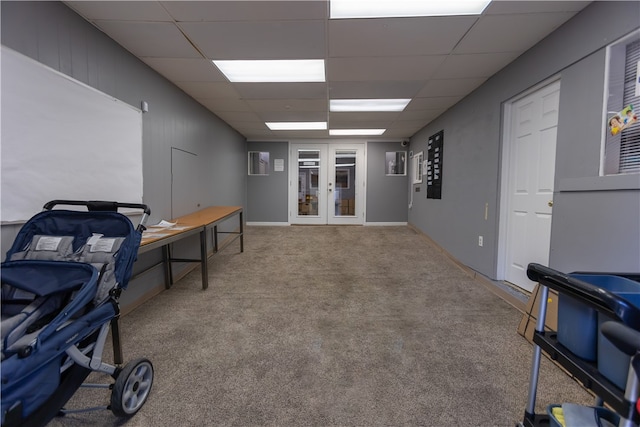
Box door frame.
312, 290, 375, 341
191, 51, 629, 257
327, 143, 366, 225
288, 141, 366, 225
497, 76, 560, 284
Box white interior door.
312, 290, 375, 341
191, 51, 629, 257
328, 144, 364, 225
501, 80, 560, 292
290, 144, 328, 224
289, 143, 364, 225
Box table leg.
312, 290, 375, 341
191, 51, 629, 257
162, 244, 172, 289
200, 228, 208, 290
240, 211, 244, 252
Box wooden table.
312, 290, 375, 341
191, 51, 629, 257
139, 206, 243, 290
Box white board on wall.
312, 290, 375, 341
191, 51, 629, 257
1, 46, 143, 222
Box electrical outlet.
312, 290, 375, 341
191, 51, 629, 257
478, 236, 483, 247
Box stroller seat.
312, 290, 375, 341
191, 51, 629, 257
1, 201, 153, 427
2, 235, 80, 360
1, 233, 126, 361
1, 260, 97, 361
1, 289, 64, 360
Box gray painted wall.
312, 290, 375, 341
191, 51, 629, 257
246, 141, 409, 223
246, 141, 289, 222
366, 142, 409, 223
1, 1, 247, 307
408, 1, 640, 279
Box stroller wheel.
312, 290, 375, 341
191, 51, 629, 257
110, 358, 154, 417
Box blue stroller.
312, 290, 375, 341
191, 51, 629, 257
1, 200, 154, 426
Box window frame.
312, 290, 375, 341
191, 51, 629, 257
601, 29, 640, 176
385, 151, 407, 176
412, 151, 423, 184
248, 151, 270, 176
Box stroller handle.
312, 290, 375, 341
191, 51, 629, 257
42, 200, 151, 231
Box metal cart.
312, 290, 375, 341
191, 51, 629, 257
519, 263, 640, 427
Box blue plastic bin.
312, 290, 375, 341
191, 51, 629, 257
557, 274, 640, 386
557, 274, 640, 363
597, 290, 640, 389
557, 291, 598, 361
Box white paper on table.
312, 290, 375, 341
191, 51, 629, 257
149, 220, 176, 228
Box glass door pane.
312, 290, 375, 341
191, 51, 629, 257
297, 149, 320, 216
333, 150, 356, 217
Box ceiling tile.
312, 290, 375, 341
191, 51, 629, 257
92, 21, 201, 58
174, 81, 240, 98
406, 96, 463, 111
329, 16, 478, 57
397, 109, 445, 121
328, 56, 446, 81
432, 52, 521, 79
235, 83, 327, 100
213, 110, 263, 123
141, 58, 226, 82
381, 129, 416, 138
329, 81, 425, 99
225, 121, 271, 131
388, 118, 436, 131
484, 1, 590, 15
65, 1, 172, 21
454, 12, 578, 54
246, 99, 327, 112
161, 1, 328, 21
64, 0, 592, 140
179, 21, 326, 60
196, 98, 253, 112
417, 78, 487, 97
258, 111, 328, 122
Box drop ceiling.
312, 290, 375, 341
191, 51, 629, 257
64, 1, 591, 140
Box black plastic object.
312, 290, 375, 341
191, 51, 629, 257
43, 200, 150, 216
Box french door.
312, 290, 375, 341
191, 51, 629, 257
289, 143, 364, 225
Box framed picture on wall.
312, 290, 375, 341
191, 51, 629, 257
385, 151, 407, 175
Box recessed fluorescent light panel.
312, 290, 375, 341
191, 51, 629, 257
330, 0, 491, 19
266, 122, 328, 131
330, 99, 411, 112
213, 59, 325, 82
329, 129, 386, 136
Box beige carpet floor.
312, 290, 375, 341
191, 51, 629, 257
49, 225, 593, 426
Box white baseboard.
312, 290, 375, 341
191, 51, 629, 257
247, 221, 408, 227
365, 222, 408, 226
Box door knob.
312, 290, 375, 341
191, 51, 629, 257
548, 200, 553, 207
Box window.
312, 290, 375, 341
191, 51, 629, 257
248, 151, 270, 175
385, 151, 407, 175
602, 29, 640, 175
412, 151, 423, 184
336, 169, 351, 189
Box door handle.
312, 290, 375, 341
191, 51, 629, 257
548, 200, 553, 207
